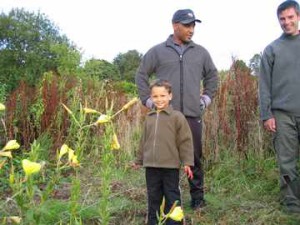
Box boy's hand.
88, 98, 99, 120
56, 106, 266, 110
184, 166, 193, 179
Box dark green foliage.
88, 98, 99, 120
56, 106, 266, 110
234, 59, 249, 72
114, 80, 137, 95
0, 8, 81, 92
83, 58, 120, 80
113, 50, 142, 83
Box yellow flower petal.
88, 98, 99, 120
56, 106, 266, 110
0, 151, 12, 158
8, 216, 22, 224
169, 206, 184, 222
70, 155, 80, 167
62, 103, 73, 115
2, 140, 20, 151
0, 159, 7, 169
68, 149, 75, 162
0, 103, 5, 111
22, 159, 41, 177
111, 133, 120, 150
59, 144, 69, 159
96, 114, 111, 124
121, 97, 138, 110
83, 107, 100, 114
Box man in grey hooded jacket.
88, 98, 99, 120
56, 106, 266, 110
135, 9, 218, 210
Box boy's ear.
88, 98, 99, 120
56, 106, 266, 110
169, 93, 173, 100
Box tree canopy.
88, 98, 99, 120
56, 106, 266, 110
113, 50, 142, 83
83, 58, 120, 80
0, 8, 81, 92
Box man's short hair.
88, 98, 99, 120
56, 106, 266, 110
277, 0, 300, 17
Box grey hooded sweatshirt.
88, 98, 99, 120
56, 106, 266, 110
135, 35, 218, 117
259, 33, 300, 120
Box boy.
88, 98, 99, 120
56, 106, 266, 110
133, 79, 194, 225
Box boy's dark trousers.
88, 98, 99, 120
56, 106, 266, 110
185, 117, 205, 203
146, 167, 182, 225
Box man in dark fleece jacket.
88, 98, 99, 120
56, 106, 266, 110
259, 0, 300, 214
135, 9, 218, 210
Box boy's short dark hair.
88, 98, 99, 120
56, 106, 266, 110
150, 79, 172, 94
277, 0, 300, 17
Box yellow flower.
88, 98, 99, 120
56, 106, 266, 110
70, 155, 80, 167
2, 140, 20, 151
169, 206, 184, 222
121, 97, 138, 110
59, 144, 69, 159
22, 159, 42, 177
83, 107, 100, 114
0, 103, 5, 111
96, 114, 111, 124
0, 151, 12, 158
111, 133, 120, 150
58, 144, 79, 167
7, 216, 22, 224
68, 149, 75, 162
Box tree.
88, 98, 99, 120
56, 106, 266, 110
0, 8, 81, 91
113, 50, 142, 83
234, 59, 248, 72
249, 53, 262, 76
83, 58, 120, 80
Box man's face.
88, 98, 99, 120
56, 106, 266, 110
173, 22, 196, 44
278, 7, 300, 36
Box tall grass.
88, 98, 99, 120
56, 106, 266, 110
1, 62, 299, 224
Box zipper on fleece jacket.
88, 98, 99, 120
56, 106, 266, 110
169, 44, 192, 114
152, 111, 160, 167
179, 54, 183, 112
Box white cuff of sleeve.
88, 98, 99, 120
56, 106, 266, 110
146, 98, 154, 109
200, 95, 211, 107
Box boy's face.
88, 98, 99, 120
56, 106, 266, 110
150, 86, 172, 110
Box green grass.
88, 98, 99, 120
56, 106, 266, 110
1, 150, 300, 224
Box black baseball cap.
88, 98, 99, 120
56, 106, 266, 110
172, 9, 201, 24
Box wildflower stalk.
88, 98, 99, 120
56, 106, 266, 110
98, 123, 114, 225
61, 97, 138, 224
0, 102, 6, 142
110, 97, 138, 120
62, 103, 81, 127
69, 172, 81, 223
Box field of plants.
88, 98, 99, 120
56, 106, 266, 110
1, 63, 300, 225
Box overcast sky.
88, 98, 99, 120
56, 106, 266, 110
2, 0, 288, 70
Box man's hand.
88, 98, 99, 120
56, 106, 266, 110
146, 98, 154, 109
184, 166, 193, 179
263, 118, 276, 132
200, 95, 211, 114
200, 98, 206, 111
130, 162, 141, 170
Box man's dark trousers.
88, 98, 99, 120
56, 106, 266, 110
185, 117, 204, 203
